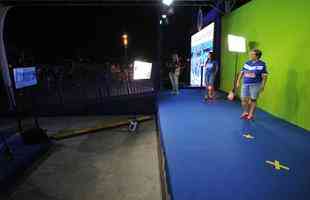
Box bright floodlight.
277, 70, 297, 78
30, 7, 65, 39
163, 0, 173, 6
133, 60, 152, 80
162, 14, 167, 19
228, 34, 246, 53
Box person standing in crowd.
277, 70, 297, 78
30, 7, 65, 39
169, 54, 181, 95
204, 52, 218, 100
236, 49, 268, 120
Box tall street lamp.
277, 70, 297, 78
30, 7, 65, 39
122, 33, 128, 63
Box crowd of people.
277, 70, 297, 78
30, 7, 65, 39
110, 62, 134, 82
168, 48, 268, 121
33, 60, 136, 91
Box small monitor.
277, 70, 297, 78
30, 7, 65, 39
13, 67, 38, 89
228, 34, 246, 53
133, 60, 152, 80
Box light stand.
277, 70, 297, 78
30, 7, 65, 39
124, 46, 128, 63
227, 34, 246, 100
232, 53, 239, 93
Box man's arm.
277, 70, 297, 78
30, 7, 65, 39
214, 62, 219, 75
260, 64, 268, 91
236, 71, 244, 89
261, 73, 268, 91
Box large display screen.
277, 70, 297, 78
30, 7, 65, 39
190, 22, 215, 86
13, 67, 37, 89
133, 60, 152, 80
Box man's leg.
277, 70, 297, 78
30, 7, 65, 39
205, 74, 209, 99
241, 84, 250, 117
209, 74, 215, 98
248, 83, 261, 118
174, 73, 179, 94
242, 97, 250, 114
169, 72, 175, 92
210, 85, 214, 98
248, 99, 257, 118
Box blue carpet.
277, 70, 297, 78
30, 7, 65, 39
158, 89, 310, 200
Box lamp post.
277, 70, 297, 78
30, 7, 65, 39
122, 33, 128, 63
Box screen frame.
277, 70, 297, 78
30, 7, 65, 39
133, 60, 153, 80
190, 22, 216, 88
12, 66, 38, 90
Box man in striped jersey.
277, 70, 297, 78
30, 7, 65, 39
236, 49, 268, 120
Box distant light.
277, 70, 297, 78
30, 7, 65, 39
162, 14, 167, 19
122, 34, 128, 46
160, 20, 163, 25
122, 34, 128, 39
162, 0, 173, 6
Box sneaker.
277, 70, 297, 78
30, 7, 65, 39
246, 115, 255, 121
240, 113, 249, 119
208, 96, 215, 100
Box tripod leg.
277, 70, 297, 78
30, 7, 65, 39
0, 134, 13, 160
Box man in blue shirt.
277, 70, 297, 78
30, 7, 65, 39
236, 49, 268, 120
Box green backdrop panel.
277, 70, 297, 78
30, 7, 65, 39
221, 0, 310, 130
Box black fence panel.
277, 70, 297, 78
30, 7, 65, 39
10, 63, 156, 116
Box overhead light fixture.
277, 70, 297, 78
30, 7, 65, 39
162, 0, 174, 6
162, 14, 167, 19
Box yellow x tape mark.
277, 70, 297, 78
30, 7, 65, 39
243, 133, 255, 139
266, 160, 290, 171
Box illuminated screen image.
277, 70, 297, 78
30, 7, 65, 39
13, 67, 37, 89
133, 60, 152, 80
190, 22, 215, 86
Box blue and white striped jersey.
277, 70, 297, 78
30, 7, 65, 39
241, 60, 268, 84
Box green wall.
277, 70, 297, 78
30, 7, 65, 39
220, 0, 310, 130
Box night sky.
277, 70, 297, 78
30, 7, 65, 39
4, 5, 200, 65
161, 6, 197, 60
4, 6, 160, 64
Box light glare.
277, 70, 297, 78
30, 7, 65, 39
163, 0, 173, 6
